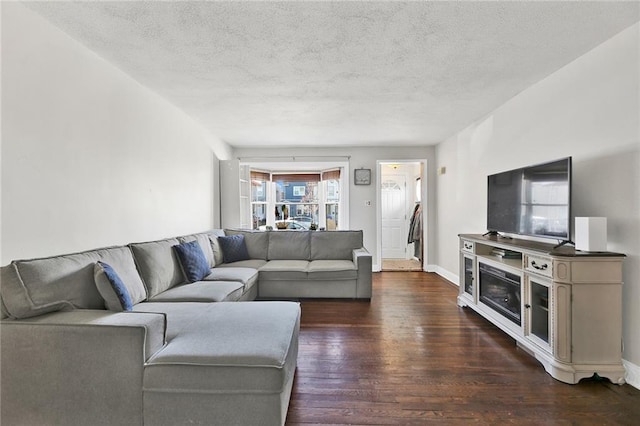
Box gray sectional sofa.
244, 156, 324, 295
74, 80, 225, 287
0, 228, 372, 425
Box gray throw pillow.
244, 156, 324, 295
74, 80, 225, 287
94, 262, 133, 311
172, 241, 210, 283
218, 234, 251, 263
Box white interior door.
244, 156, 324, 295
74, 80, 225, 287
381, 175, 407, 259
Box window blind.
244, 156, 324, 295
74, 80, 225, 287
321, 169, 341, 181
272, 173, 321, 183
250, 171, 271, 181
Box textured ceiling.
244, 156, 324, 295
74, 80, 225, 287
23, 1, 640, 148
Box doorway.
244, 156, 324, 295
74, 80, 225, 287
377, 161, 424, 272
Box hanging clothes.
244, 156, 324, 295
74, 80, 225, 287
408, 203, 422, 244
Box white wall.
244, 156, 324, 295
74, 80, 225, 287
435, 24, 640, 381
1, 3, 222, 263
221, 146, 436, 269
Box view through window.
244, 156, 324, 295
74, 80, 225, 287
249, 169, 342, 230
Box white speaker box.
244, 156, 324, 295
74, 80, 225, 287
575, 217, 607, 252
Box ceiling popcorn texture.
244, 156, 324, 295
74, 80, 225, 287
23, 1, 640, 148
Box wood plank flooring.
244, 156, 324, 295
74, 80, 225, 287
286, 272, 640, 425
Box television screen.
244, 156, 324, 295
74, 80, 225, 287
487, 157, 572, 241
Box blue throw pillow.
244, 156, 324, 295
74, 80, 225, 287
218, 234, 250, 263
94, 261, 133, 311
173, 240, 211, 283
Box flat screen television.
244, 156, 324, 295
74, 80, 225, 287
487, 157, 572, 241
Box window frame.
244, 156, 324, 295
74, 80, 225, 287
243, 162, 349, 231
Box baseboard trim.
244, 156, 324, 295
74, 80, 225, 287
433, 266, 459, 286
623, 359, 640, 390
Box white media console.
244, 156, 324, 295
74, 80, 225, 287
458, 233, 626, 384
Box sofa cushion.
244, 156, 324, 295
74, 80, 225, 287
94, 262, 134, 311
1, 246, 144, 319
307, 259, 357, 272
172, 241, 210, 283
204, 229, 226, 266
0, 264, 70, 319
311, 230, 363, 260
12, 309, 167, 363
0, 295, 10, 320
217, 259, 267, 269
209, 236, 223, 266
268, 231, 311, 260
204, 267, 259, 292
146, 281, 244, 303
259, 260, 309, 281
130, 238, 184, 298
133, 302, 212, 340
144, 301, 300, 393
178, 233, 215, 268
307, 260, 358, 280
204, 267, 257, 282
225, 229, 269, 260
218, 234, 251, 263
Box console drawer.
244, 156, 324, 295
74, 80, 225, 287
461, 240, 474, 253
525, 255, 552, 277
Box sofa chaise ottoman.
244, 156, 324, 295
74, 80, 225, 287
139, 302, 299, 426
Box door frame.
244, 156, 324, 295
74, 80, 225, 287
376, 159, 428, 272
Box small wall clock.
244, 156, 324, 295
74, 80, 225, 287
354, 168, 371, 185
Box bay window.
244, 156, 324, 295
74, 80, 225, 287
247, 167, 344, 230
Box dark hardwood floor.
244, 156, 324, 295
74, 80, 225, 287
286, 272, 640, 425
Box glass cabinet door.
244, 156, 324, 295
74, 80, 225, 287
527, 277, 552, 351
463, 255, 474, 298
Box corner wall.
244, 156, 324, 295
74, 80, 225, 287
435, 24, 640, 385
1, 3, 220, 263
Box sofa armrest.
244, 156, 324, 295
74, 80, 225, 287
353, 248, 372, 299
1, 310, 166, 426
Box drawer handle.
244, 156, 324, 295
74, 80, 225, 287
531, 261, 548, 271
